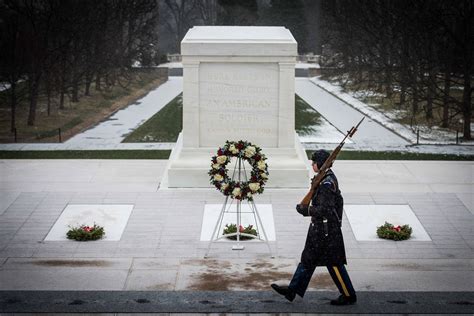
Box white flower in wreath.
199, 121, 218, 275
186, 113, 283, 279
221, 183, 229, 192
244, 146, 256, 158
260, 173, 268, 179
249, 182, 260, 192
257, 160, 266, 170
212, 163, 220, 169
216, 155, 227, 164
213, 174, 224, 182
229, 144, 239, 154
232, 187, 241, 197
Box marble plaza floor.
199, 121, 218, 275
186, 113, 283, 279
0, 159, 472, 314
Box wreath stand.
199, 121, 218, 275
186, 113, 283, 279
204, 154, 273, 258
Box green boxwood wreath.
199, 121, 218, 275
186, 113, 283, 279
376, 222, 412, 241
209, 140, 269, 201
66, 224, 105, 241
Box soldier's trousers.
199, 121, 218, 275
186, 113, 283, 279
288, 262, 356, 298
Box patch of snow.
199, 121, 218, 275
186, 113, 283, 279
0, 80, 25, 92
310, 76, 473, 146
298, 119, 351, 144
295, 62, 320, 69
158, 62, 183, 68
0, 83, 10, 92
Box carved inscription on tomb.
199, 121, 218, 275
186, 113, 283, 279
199, 63, 279, 147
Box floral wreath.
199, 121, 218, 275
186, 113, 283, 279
209, 140, 269, 201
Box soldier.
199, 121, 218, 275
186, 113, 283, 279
271, 149, 357, 305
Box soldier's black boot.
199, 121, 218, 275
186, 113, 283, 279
330, 294, 357, 305
271, 284, 296, 302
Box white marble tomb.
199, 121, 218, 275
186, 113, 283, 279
163, 26, 310, 188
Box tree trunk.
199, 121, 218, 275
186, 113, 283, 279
384, 47, 393, 99
462, 70, 472, 140
385, 69, 393, 99
412, 86, 418, 115
95, 73, 101, 91
71, 70, 79, 102
426, 69, 434, 120
27, 76, 40, 126
442, 70, 451, 128
59, 55, 66, 110
461, 1, 472, 140
59, 74, 66, 110
72, 81, 79, 102
400, 74, 406, 108
46, 77, 51, 116
85, 71, 92, 96
368, 70, 374, 89
10, 81, 17, 132
411, 68, 419, 115
59, 89, 65, 110
399, 38, 409, 107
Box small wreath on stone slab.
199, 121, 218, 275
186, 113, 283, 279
209, 140, 269, 201
66, 223, 105, 241
376, 222, 412, 241
223, 224, 258, 240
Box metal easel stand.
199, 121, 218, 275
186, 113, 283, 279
204, 154, 273, 258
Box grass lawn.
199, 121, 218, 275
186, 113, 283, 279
313, 150, 473, 161
0, 150, 471, 160
0, 150, 171, 159
122, 94, 182, 142
295, 95, 322, 136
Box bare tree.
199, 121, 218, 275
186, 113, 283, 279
197, 0, 220, 25
1, 0, 161, 128
320, 0, 472, 139
163, 0, 198, 51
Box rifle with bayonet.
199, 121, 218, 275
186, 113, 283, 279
300, 117, 365, 207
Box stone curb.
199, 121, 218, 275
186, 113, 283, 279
1, 291, 473, 314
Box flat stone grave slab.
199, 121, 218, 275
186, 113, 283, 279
45, 204, 133, 241
200, 204, 275, 241
345, 204, 431, 241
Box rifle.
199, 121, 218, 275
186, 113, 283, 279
300, 117, 365, 207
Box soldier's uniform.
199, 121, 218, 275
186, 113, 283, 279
271, 150, 357, 305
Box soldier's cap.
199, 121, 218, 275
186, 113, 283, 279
311, 149, 330, 169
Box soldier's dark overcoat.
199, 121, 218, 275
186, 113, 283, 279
301, 170, 347, 267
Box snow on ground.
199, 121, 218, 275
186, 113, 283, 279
298, 118, 352, 144
0, 83, 10, 92
310, 76, 473, 146
295, 62, 320, 69
296, 78, 408, 151
158, 62, 183, 69
66, 77, 183, 145
0, 80, 25, 92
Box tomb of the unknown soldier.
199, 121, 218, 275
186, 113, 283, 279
164, 26, 311, 188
